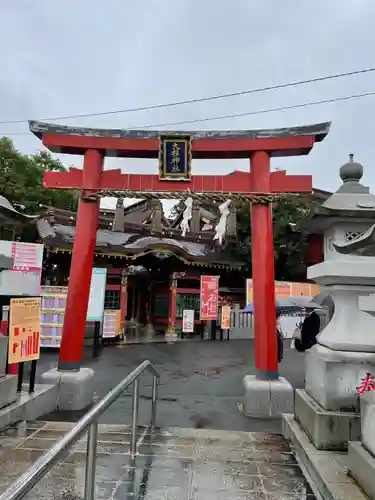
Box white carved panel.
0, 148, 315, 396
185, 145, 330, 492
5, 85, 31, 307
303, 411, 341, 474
345, 231, 364, 243
323, 223, 372, 262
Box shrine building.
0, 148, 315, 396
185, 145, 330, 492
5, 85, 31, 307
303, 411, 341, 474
36, 189, 329, 342
37, 197, 245, 340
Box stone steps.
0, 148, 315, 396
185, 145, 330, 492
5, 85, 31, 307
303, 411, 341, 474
283, 413, 368, 500
0, 383, 57, 431
0, 421, 317, 499
0, 374, 18, 410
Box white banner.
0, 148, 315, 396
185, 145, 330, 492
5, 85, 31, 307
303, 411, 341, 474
182, 309, 194, 333
87, 268, 107, 322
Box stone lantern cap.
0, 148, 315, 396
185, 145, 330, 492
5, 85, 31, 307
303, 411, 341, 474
307, 154, 375, 233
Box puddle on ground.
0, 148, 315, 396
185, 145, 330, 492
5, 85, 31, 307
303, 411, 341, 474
193, 367, 223, 376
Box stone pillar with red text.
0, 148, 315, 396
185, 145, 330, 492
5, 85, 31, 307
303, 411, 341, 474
41, 149, 104, 411
166, 274, 178, 341
242, 151, 294, 417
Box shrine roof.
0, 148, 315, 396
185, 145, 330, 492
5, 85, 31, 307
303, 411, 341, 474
0, 196, 37, 224
46, 201, 172, 230
36, 219, 242, 269
29, 121, 331, 158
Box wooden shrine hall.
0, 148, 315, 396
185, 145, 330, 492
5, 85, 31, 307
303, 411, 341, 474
37, 197, 245, 340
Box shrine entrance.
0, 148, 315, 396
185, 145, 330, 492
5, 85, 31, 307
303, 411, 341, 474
30, 120, 330, 381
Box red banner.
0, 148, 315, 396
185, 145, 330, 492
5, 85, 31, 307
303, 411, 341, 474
200, 276, 219, 320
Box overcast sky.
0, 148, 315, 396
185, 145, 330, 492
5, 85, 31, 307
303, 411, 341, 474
1, 0, 375, 211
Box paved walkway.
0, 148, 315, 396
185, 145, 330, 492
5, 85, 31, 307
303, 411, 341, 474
36, 340, 305, 433
0, 420, 316, 499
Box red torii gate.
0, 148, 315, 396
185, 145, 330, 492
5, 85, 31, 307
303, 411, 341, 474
30, 120, 330, 380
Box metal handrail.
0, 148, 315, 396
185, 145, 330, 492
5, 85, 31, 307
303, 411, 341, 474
0, 359, 160, 500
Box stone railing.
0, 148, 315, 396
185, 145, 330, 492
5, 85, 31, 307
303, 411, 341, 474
227, 308, 329, 340
228, 310, 254, 339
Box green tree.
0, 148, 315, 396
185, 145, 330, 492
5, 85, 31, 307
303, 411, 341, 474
0, 137, 78, 213
229, 195, 311, 281
272, 195, 310, 281
0, 137, 78, 240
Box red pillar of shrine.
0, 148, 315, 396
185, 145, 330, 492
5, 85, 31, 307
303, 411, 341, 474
58, 149, 104, 371
167, 275, 178, 335
250, 151, 278, 379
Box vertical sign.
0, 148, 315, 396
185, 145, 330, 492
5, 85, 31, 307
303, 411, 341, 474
158, 134, 192, 181
182, 309, 194, 333
200, 276, 219, 320
8, 297, 41, 363
115, 309, 122, 337
221, 305, 231, 329
102, 310, 121, 338
246, 279, 253, 306
87, 268, 107, 322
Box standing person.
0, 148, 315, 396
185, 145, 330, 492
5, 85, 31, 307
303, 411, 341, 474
276, 311, 284, 363
294, 309, 320, 352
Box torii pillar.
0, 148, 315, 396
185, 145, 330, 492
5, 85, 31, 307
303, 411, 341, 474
29, 120, 330, 412
250, 150, 279, 379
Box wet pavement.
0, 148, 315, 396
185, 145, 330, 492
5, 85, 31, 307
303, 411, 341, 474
0, 420, 317, 499
35, 340, 305, 433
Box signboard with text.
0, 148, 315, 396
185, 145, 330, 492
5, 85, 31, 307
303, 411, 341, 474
8, 297, 41, 363
200, 276, 219, 320
87, 268, 107, 322
103, 310, 121, 338
290, 282, 312, 297
0, 240, 43, 297
221, 305, 231, 329
246, 279, 253, 306
245, 279, 320, 305
182, 309, 194, 333
158, 134, 192, 181
275, 281, 292, 298
11, 242, 41, 272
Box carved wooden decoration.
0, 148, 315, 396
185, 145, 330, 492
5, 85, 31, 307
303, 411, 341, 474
112, 197, 125, 232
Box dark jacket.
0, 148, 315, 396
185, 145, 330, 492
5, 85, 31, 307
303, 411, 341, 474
277, 329, 284, 363
295, 311, 320, 352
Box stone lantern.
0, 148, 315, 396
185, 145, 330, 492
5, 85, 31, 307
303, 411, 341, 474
288, 155, 375, 451
327, 206, 375, 499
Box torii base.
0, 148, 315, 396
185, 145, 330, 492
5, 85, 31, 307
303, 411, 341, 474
41, 367, 95, 411
242, 375, 294, 418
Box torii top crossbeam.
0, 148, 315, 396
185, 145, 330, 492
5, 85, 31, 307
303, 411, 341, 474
29, 121, 329, 158
30, 121, 330, 200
